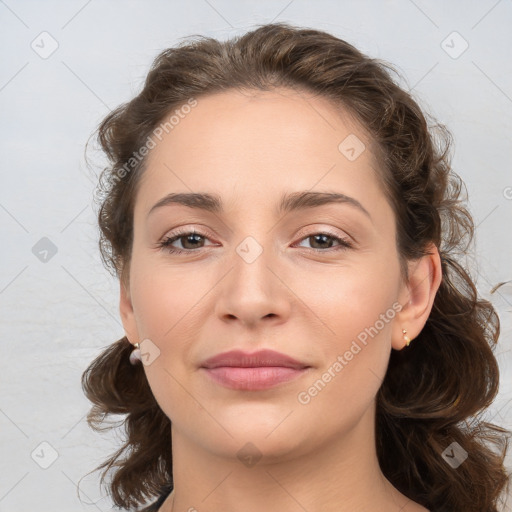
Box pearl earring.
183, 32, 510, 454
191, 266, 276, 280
402, 329, 412, 347
129, 342, 141, 365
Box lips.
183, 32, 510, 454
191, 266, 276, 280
200, 349, 311, 391
200, 349, 309, 370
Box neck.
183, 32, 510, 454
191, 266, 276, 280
158, 402, 425, 512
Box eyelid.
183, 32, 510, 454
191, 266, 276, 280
159, 224, 351, 244
159, 226, 218, 247
293, 224, 353, 243
162, 224, 216, 241
164, 229, 351, 245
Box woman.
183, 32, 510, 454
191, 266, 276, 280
81, 22, 511, 512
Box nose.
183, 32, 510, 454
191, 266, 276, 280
214, 240, 292, 329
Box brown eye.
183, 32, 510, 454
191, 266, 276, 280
157, 229, 353, 256
295, 232, 353, 252
157, 228, 215, 255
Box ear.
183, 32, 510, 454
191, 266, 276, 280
119, 276, 139, 344
392, 243, 443, 350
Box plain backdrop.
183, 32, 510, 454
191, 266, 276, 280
1, 1, 511, 511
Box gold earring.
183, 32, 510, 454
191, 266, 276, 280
402, 329, 412, 347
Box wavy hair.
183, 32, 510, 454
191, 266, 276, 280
81, 22, 511, 511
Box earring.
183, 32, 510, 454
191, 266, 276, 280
402, 329, 412, 347
129, 342, 141, 365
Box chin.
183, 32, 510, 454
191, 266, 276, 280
212, 430, 306, 465
230, 417, 310, 456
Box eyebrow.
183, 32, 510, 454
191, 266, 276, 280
148, 190, 372, 221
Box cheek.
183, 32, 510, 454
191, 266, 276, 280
293, 253, 399, 345
130, 257, 205, 340
129, 263, 204, 421
291, 254, 399, 398
290, 288, 396, 443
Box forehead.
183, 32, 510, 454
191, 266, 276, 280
135, 87, 388, 220
148, 87, 370, 156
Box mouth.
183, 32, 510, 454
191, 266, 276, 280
200, 349, 311, 391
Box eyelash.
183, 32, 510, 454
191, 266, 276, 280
156, 227, 354, 255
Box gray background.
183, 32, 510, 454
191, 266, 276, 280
1, 1, 511, 510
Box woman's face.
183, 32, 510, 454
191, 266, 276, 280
120, 87, 409, 461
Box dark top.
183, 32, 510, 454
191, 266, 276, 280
138, 484, 173, 512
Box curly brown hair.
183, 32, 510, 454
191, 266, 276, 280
81, 22, 511, 511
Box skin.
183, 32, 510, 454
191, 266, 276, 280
120, 87, 441, 512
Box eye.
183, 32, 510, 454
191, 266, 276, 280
157, 228, 353, 255
157, 228, 215, 255
293, 232, 353, 252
